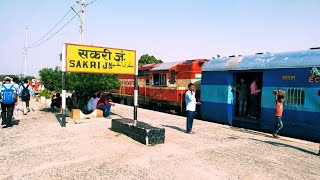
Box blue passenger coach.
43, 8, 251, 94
201, 49, 320, 142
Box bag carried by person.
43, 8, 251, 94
22, 85, 30, 101
2, 85, 15, 104
13, 105, 18, 119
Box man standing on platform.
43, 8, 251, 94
1, 77, 17, 128
185, 83, 200, 134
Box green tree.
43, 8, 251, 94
39, 67, 121, 109
0, 75, 18, 81
67, 73, 120, 108
138, 54, 163, 66
38, 67, 62, 91
0, 74, 35, 82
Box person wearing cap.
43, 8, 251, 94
0, 77, 17, 128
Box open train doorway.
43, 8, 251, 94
233, 72, 263, 123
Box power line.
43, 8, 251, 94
27, 0, 97, 49
28, 11, 80, 49
86, 0, 98, 6
28, 4, 76, 47
77, 0, 98, 7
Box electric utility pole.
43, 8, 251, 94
23, 25, 28, 77
79, 0, 85, 44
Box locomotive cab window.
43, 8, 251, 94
153, 73, 167, 86
170, 70, 176, 84
138, 70, 149, 77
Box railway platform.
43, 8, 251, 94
0, 99, 319, 179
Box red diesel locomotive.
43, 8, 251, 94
112, 59, 207, 112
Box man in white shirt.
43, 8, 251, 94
91, 93, 100, 111
185, 83, 200, 134
87, 94, 94, 112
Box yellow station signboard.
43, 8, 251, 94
65, 43, 136, 74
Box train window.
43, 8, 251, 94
170, 70, 176, 84
138, 70, 149, 77
153, 74, 167, 86
146, 79, 150, 85
285, 88, 305, 107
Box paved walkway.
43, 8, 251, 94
0, 99, 319, 180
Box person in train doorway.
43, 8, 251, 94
1, 77, 18, 128
248, 78, 261, 119
19, 79, 35, 115
185, 83, 201, 134
234, 78, 248, 116
272, 91, 285, 138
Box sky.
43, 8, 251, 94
1, 0, 320, 76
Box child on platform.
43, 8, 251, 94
273, 91, 285, 138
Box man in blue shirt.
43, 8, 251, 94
1, 77, 17, 128
185, 83, 200, 134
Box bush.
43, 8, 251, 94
35, 95, 41, 101
38, 89, 53, 99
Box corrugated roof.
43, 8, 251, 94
141, 64, 157, 68
203, 49, 320, 71
150, 62, 181, 71
139, 63, 159, 70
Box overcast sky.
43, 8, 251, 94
1, 0, 319, 76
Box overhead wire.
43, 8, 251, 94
28, 11, 81, 49
27, 0, 98, 49
77, 0, 98, 7
28, 4, 76, 48
86, 0, 98, 6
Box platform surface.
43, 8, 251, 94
0, 99, 319, 180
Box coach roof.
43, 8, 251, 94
203, 49, 320, 71
150, 62, 181, 71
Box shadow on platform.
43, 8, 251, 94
39, 107, 52, 113
54, 114, 64, 127
161, 124, 185, 133
39, 108, 66, 127
250, 138, 318, 156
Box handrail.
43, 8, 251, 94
294, 88, 298, 107
285, 88, 288, 106
144, 83, 147, 99
299, 88, 302, 108
289, 88, 292, 106
180, 93, 183, 112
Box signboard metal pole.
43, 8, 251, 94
133, 55, 138, 126
62, 72, 66, 127
61, 44, 66, 127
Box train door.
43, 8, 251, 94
233, 72, 263, 121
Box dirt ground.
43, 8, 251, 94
0, 99, 319, 180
